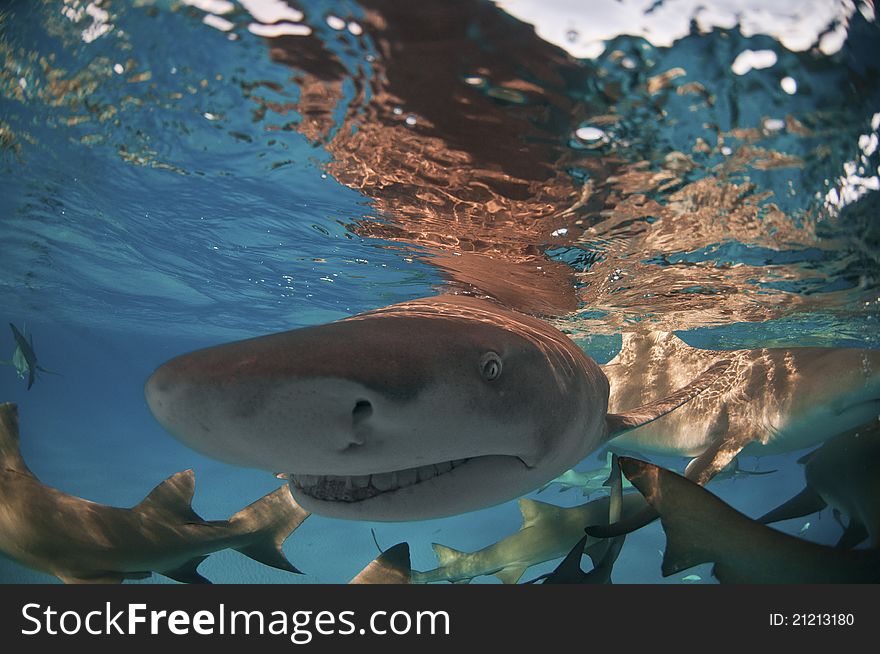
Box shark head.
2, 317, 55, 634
145, 296, 610, 520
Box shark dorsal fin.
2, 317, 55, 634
606, 359, 731, 437
431, 543, 465, 568
135, 469, 205, 523
0, 403, 32, 476
350, 543, 412, 584
518, 498, 558, 529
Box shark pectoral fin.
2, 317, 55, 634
589, 428, 756, 538
494, 566, 527, 584
756, 486, 827, 525
229, 486, 309, 575
605, 359, 731, 437
135, 469, 206, 523
163, 556, 211, 584
26, 368, 34, 390
431, 543, 466, 567
835, 522, 869, 550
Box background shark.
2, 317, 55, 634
587, 331, 880, 538
411, 492, 645, 584
0, 402, 310, 583
620, 457, 880, 583
758, 421, 880, 548
145, 295, 727, 521
605, 332, 880, 481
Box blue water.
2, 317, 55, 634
0, 0, 878, 583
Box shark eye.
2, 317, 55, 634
480, 352, 502, 382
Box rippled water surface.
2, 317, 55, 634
0, 0, 878, 583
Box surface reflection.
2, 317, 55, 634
247, 0, 879, 331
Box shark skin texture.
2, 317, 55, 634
145, 295, 728, 521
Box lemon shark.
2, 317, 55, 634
604, 331, 880, 478
1, 323, 60, 390
588, 331, 880, 538
619, 457, 880, 583
145, 295, 727, 521
0, 402, 310, 583
758, 422, 880, 549
411, 492, 646, 584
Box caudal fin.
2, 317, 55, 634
229, 485, 310, 574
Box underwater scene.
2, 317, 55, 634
0, 0, 878, 584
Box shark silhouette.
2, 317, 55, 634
0, 402, 309, 583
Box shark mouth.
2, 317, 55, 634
289, 458, 474, 502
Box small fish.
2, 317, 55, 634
800, 522, 811, 534
681, 574, 702, 582
2, 323, 61, 390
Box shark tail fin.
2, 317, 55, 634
229, 485, 310, 575
0, 403, 31, 475
135, 469, 206, 524
350, 543, 411, 584
605, 360, 730, 436
431, 543, 466, 568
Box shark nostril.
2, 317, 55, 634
352, 399, 373, 424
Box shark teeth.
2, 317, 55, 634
291, 458, 470, 502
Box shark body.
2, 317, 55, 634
604, 332, 880, 478
411, 493, 645, 584
759, 422, 880, 548
0, 403, 309, 583
145, 295, 726, 521
620, 457, 880, 583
